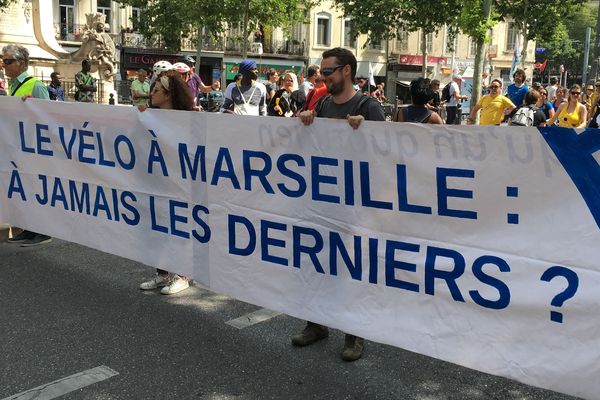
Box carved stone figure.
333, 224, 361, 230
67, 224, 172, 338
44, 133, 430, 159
72, 13, 117, 81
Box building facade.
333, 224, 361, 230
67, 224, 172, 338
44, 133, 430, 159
1, 0, 535, 104
388, 22, 536, 103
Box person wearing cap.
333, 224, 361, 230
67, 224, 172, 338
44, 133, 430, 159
506, 69, 529, 106
446, 73, 467, 124
220, 59, 267, 115
147, 60, 173, 109
175, 55, 212, 106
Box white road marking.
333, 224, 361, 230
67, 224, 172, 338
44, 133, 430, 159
3, 366, 118, 400
225, 308, 282, 329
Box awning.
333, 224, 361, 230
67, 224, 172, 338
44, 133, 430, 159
395, 80, 410, 87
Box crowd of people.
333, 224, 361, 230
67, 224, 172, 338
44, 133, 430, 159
386, 68, 599, 128
2, 41, 598, 362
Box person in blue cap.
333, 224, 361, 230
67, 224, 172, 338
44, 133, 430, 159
220, 59, 267, 115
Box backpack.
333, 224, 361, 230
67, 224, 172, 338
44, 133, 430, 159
509, 105, 536, 127
441, 82, 452, 102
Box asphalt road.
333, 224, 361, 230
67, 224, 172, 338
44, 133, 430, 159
0, 239, 580, 400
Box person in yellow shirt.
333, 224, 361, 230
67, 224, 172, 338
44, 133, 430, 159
547, 84, 587, 128
467, 79, 515, 125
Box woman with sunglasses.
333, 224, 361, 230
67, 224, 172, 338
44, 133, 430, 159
466, 79, 515, 125
138, 71, 194, 295
535, 89, 555, 120
267, 72, 304, 117
547, 84, 587, 128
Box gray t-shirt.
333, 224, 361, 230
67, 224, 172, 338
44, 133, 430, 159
317, 92, 385, 121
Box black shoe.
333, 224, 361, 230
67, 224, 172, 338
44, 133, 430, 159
20, 234, 52, 247
7, 230, 36, 243
341, 334, 365, 362
291, 322, 329, 347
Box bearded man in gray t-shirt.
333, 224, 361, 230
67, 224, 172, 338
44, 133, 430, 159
295, 47, 384, 362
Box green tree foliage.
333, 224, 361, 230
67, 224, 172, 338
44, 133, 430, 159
333, 0, 461, 44
0, 0, 18, 10
116, 0, 313, 52
457, 0, 496, 116
494, 0, 586, 68
537, 2, 597, 79
334, 0, 462, 76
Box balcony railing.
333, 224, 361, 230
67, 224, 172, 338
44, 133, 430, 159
55, 23, 120, 43
112, 31, 306, 57
181, 37, 225, 52
224, 38, 306, 56
54, 23, 87, 42
115, 32, 165, 49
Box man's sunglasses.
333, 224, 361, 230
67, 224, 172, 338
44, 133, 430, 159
321, 65, 344, 76
490, 85, 501, 89
2, 58, 17, 65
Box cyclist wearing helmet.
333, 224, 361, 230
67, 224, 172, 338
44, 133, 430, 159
176, 55, 212, 108
147, 60, 173, 108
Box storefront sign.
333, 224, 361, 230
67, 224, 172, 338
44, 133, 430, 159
398, 54, 447, 66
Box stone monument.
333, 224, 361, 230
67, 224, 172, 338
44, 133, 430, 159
71, 13, 117, 82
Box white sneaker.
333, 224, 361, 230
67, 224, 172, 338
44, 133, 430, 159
140, 274, 170, 290
161, 275, 189, 295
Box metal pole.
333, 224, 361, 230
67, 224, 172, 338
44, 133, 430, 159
195, 25, 204, 82
450, 38, 456, 76
583, 27, 592, 85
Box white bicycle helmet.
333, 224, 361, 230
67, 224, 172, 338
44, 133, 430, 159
153, 60, 173, 74
172, 62, 190, 73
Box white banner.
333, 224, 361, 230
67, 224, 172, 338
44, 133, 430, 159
1, 97, 600, 399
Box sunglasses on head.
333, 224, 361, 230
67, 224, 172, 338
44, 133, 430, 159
2, 58, 17, 65
320, 65, 344, 76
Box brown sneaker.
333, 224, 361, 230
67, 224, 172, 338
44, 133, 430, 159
341, 334, 365, 361
291, 322, 329, 347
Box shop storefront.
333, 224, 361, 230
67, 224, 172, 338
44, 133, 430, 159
120, 47, 223, 85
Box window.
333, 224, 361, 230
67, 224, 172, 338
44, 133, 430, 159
315, 12, 331, 46
395, 28, 408, 52
367, 33, 384, 51
506, 23, 518, 51
469, 38, 477, 57
131, 7, 141, 31
97, 0, 111, 28
58, 0, 75, 40
343, 18, 356, 48
426, 32, 433, 53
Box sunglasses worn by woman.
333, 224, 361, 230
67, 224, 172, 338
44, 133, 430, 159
546, 84, 587, 128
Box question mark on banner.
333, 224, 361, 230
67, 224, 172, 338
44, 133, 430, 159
540, 266, 579, 323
